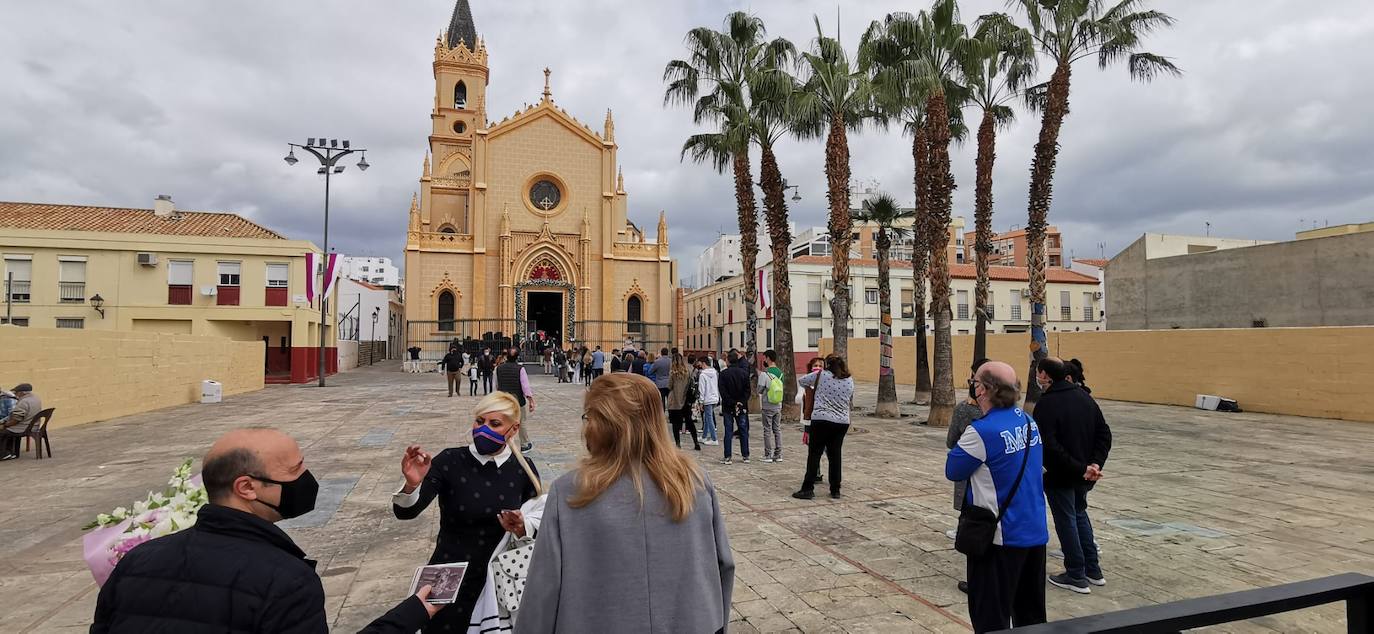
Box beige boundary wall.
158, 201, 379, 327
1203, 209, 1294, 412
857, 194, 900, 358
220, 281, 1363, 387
0, 326, 264, 429
822, 326, 1374, 423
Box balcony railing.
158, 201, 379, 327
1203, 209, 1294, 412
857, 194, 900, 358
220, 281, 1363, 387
1010, 305, 1022, 320
59, 281, 86, 303
3, 280, 30, 303
217, 285, 241, 306
168, 285, 192, 305
1084, 306, 1094, 321
265, 287, 288, 307
957, 304, 969, 320
1061, 306, 1072, 321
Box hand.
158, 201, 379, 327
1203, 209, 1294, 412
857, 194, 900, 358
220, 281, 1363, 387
801, 431, 810, 445
401, 445, 432, 492
1084, 464, 1102, 481
527, 399, 536, 414
498, 510, 526, 537
414, 585, 445, 617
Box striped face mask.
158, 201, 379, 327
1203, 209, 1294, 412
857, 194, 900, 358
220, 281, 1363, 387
472, 423, 508, 455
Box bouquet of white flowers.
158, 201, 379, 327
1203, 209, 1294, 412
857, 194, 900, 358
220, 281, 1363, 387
82, 458, 208, 585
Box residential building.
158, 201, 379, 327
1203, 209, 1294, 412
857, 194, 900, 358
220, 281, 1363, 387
966, 225, 1065, 268
404, 1, 677, 358
337, 278, 404, 361
790, 215, 967, 265
1296, 220, 1374, 240
0, 197, 338, 383
1070, 258, 1108, 326
1108, 231, 1373, 330
339, 256, 400, 287
683, 254, 1102, 367
694, 231, 779, 289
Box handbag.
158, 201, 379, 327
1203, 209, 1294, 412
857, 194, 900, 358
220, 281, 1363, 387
492, 445, 543, 613
954, 417, 1031, 558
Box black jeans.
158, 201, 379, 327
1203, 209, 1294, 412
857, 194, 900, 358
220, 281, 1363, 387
1045, 485, 1101, 580
668, 407, 699, 448
482, 373, 493, 394
801, 419, 848, 493
966, 544, 1047, 633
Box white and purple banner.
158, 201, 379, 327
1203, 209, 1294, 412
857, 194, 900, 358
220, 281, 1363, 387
305, 252, 339, 303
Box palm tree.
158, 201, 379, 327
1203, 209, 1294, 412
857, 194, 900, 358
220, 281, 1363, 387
1011, 0, 1179, 409
747, 58, 805, 422
854, 193, 913, 418
794, 17, 873, 360
665, 12, 791, 372
961, 13, 1036, 364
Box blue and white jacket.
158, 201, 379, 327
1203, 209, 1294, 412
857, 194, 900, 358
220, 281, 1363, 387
946, 406, 1050, 548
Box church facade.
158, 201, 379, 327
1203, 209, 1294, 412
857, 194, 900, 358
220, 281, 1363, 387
404, 1, 676, 356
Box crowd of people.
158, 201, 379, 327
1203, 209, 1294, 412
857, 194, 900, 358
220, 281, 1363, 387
85, 335, 1111, 633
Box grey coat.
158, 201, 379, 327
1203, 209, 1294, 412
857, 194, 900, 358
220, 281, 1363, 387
947, 401, 983, 510
515, 468, 735, 634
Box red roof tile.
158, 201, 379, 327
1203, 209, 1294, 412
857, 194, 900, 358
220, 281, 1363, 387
0, 201, 285, 240
790, 255, 1099, 284
1072, 258, 1109, 267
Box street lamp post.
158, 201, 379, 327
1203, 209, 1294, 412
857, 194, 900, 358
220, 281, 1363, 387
371, 307, 380, 366
284, 138, 369, 386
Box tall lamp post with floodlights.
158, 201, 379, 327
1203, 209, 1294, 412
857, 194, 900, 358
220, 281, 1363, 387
284, 138, 369, 387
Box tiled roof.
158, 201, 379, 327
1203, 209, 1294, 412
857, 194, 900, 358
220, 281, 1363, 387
1073, 258, 1109, 267
0, 201, 286, 240
790, 255, 1099, 284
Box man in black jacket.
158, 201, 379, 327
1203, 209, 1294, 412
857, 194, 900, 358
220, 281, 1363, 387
717, 351, 752, 464
478, 348, 496, 394
92, 428, 438, 633
1033, 358, 1112, 595
441, 345, 465, 397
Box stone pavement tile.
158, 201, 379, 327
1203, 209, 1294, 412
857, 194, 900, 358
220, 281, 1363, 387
836, 610, 934, 633
737, 613, 803, 633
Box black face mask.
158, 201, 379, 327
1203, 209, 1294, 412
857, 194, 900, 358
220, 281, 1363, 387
251, 469, 319, 520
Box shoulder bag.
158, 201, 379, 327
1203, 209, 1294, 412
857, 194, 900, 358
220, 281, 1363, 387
954, 417, 1031, 557
492, 446, 544, 613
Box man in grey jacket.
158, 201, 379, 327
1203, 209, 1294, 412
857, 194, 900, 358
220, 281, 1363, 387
1, 383, 40, 460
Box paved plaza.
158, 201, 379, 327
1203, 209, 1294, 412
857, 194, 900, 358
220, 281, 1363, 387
2, 365, 1371, 632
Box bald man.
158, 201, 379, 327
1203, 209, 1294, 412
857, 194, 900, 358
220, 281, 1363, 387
946, 361, 1049, 633
92, 428, 439, 633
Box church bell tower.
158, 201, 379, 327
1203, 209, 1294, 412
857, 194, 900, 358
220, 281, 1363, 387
420, 0, 488, 236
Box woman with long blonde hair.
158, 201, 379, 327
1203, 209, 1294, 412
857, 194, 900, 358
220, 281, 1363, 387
666, 351, 701, 450
515, 373, 734, 633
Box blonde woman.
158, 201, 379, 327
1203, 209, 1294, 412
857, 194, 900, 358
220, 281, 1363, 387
393, 392, 541, 632
666, 352, 701, 450
515, 374, 734, 633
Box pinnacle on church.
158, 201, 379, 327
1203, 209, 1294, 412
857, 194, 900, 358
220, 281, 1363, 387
446, 0, 479, 50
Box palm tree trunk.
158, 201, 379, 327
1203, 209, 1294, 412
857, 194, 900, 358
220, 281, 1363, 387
825, 114, 853, 359
972, 109, 996, 364
925, 92, 956, 428
874, 230, 900, 418
1023, 63, 1072, 411
732, 151, 760, 374
759, 145, 800, 423
910, 125, 932, 405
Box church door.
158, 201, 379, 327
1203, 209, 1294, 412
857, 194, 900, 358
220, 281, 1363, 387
526, 291, 563, 346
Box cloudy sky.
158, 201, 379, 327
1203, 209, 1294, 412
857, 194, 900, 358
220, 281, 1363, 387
3, 1, 1372, 279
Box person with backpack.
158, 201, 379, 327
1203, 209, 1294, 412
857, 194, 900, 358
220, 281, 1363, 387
757, 350, 785, 463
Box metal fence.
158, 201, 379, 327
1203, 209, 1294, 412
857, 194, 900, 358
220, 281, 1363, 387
405, 319, 674, 363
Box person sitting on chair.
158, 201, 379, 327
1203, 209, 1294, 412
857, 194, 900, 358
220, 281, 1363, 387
2, 383, 40, 460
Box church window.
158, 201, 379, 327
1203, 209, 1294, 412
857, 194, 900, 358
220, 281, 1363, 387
438, 290, 455, 331
529, 258, 561, 281
627, 295, 643, 333
454, 81, 467, 108
438, 225, 457, 234
529, 179, 562, 211
453, 120, 467, 134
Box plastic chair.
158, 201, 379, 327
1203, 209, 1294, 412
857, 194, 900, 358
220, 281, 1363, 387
19, 408, 54, 459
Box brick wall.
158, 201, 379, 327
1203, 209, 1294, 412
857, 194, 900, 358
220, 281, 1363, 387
0, 326, 264, 429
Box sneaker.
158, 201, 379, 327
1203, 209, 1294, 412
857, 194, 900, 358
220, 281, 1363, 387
520, 443, 533, 453
693, 444, 702, 451
0, 453, 16, 461
719, 458, 733, 465
762, 457, 775, 463
742, 457, 751, 464
945, 529, 958, 540
1048, 573, 1091, 594
829, 491, 841, 499
773, 456, 783, 463
791, 490, 815, 500
1087, 574, 1107, 587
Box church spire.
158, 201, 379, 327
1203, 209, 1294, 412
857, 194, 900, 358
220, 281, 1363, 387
657, 211, 668, 246
445, 0, 478, 50
604, 109, 615, 143
542, 68, 553, 103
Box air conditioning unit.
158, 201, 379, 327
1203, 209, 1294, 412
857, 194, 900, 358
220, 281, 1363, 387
1020, 289, 1031, 298
1093, 291, 1103, 300
200, 285, 217, 296
137, 252, 158, 266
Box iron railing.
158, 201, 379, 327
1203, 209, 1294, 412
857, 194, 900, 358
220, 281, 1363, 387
1004, 573, 1372, 633
4, 280, 30, 303
59, 281, 85, 303
405, 318, 674, 364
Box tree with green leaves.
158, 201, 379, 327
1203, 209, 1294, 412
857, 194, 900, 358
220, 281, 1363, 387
795, 17, 873, 360
962, 13, 1037, 364
1011, 0, 1179, 410
854, 193, 913, 417
859, 10, 967, 409
747, 58, 805, 421
665, 12, 791, 373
